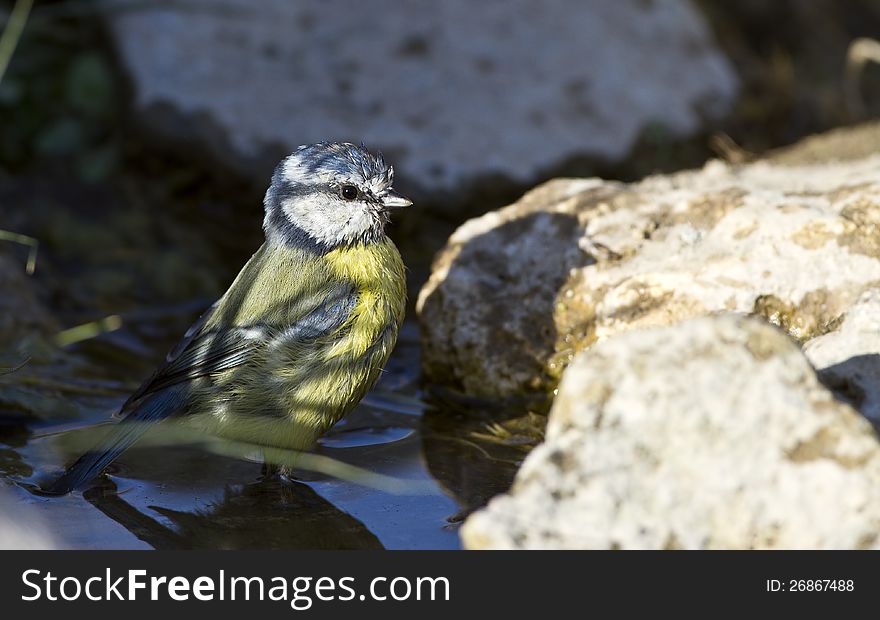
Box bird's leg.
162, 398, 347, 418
259, 461, 298, 485
259, 461, 280, 481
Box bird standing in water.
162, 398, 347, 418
49, 142, 410, 494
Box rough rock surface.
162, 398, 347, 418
461, 315, 880, 550
108, 0, 736, 192
418, 150, 880, 406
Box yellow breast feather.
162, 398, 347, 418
323, 238, 406, 360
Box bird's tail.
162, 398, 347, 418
45, 387, 185, 495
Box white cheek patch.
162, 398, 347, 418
343, 208, 375, 238
281, 194, 376, 246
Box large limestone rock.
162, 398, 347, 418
461, 315, 880, 550
108, 0, 736, 193
418, 150, 880, 409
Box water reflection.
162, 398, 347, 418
420, 390, 541, 522
0, 422, 32, 478
83, 476, 383, 550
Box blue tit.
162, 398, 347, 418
48, 142, 412, 494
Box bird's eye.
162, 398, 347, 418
340, 184, 359, 201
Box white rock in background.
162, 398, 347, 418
805, 290, 880, 420
461, 315, 880, 550
108, 0, 736, 191
418, 151, 880, 402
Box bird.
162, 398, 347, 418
47, 142, 411, 494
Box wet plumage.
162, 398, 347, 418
49, 143, 410, 494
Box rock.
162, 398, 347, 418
418, 149, 880, 403
461, 315, 880, 550
766, 121, 880, 166
108, 0, 736, 194
418, 179, 600, 399
805, 291, 880, 421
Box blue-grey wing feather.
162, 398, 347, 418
271, 288, 358, 342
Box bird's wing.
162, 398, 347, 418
120, 282, 359, 410
47, 283, 358, 494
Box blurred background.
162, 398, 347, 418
1, 0, 880, 549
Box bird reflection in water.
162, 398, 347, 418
83, 474, 383, 550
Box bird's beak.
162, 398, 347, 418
380, 189, 413, 209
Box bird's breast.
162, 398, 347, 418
322, 238, 406, 359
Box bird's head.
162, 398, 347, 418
263, 142, 411, 251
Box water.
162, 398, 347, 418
0, 320, 527, 549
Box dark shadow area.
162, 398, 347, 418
0, 421, 31, 479
817, 353, 880, 433
83, 475, 383, 550
698, 0, 880, 150
420, 399, 536, 522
